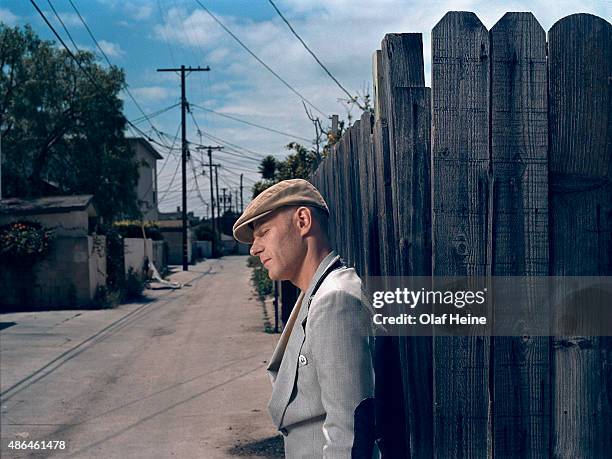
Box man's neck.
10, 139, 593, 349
292, 246, 332, 292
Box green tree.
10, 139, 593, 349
257, 155, 277, 180
0, 24, 139, 222
251, 142, 319, 198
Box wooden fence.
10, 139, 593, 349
310, 11, 611, 458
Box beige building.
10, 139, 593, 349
0, 195, 106, 308
128, 137, 162, 221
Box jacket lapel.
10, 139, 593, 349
266, 251, 342, 428
266, 291, 304, 383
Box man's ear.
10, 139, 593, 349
294, 206, 313, 236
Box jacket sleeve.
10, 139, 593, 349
307, 288, 376, 458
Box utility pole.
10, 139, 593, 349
215, 164, 220, 231
157, 65, 209, 271
197, 145, 222, 256
240, 174, 244, 213
222, 188, 227, 214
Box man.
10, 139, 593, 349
233, 179, 377, 458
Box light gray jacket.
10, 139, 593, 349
266, 251, 378, 458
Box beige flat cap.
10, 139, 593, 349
232, 179, 329, 243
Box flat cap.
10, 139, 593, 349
232, 179, 329, 243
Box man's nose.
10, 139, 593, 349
250, 240, 262, 257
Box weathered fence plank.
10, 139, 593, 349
490, 12, 550, 457
548, 13, 612, 458
432, 11, 491, 457
358, 111, 379, 279
350, 120, 364, 274
390, 86, 434, 458
372, 50, 397, 279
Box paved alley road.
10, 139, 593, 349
0, 256, 284, 459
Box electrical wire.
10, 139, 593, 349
65, 0, 173, 149
192, 0, 328, 118
266, 0, 364, 111
131, 103, 181, 125
189, 103, 311, 142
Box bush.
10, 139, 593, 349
0, 220, 53, 264
92, 285, 121, 309
248, 256, 273, 299
124, 267, 145, 301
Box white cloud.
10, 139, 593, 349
43, 10, 85, 28
130, 86, 173, 102
97, 1, 153, 21
98, 39, 125, 58
130, 5, 153, 21
0, 7, 18, 26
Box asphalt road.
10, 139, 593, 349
0, 256, 284, 459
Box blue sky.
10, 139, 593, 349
2, 0, 610, 217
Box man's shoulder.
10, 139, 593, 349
314, 266, 363, 302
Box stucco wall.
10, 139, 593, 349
123, 238, 168, 279
159, 230, 192, 265
0, 235, 106, 309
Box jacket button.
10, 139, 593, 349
298, 354, 308, 366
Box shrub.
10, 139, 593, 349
92, 285, 121, 309
248, 256, 273, 299
124, 267, 145, 301
0, 220, 53, 264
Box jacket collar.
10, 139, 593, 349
303, 250, 340, 300
296, 250, 342, 326
266, 250, 340, 375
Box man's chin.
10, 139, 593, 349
266, 269, 286, 282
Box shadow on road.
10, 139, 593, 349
227, 435, 284, 458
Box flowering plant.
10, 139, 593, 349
0, 221, 53, 263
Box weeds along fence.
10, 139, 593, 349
310, 11, 611, 458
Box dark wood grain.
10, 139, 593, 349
490, 12, 551, 458
431, 11, 491, 457
548, 13, 612, 458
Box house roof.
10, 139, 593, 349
127, 137, 163, 160
0, 195, 95, 216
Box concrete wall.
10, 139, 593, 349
0, 235, 106, 309
123, 238, 168, 278
194, 241, 212, 259
152, 240, 167, 271
124, 237, 152, 277
159, 230, 192, 265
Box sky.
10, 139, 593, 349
2, 0, 610, 218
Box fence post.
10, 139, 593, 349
548, 13, 612, 457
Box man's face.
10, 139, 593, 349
249, 208, 304, 281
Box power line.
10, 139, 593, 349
35, 0, 173, 161
45, 0, 80, 53
266, 0, 364, 111
132, 103, 181, 125
190, 103, 311, 142
192, 0, 328, 118
65, 0, 174, 149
